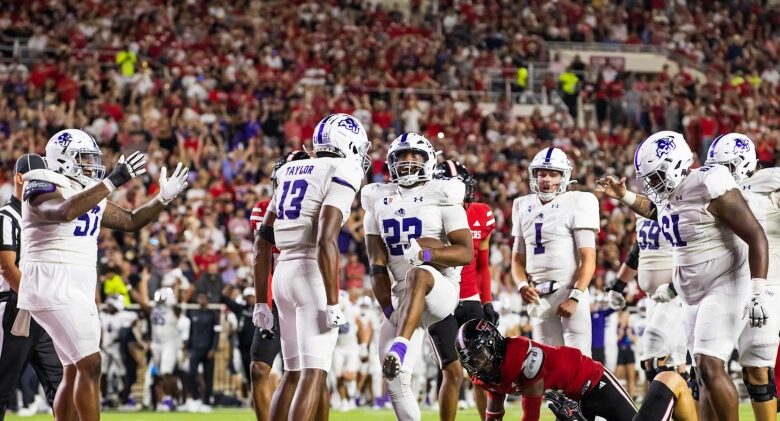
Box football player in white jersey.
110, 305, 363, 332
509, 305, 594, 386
332, 290, 364, 411
17, 129, 189, 421
253, 113, 371, 421
146, 287, 186, 411
511, 147, 599, 356
607, 218, 687, 383
362, 132, 472, 421
707, 133, 779, 419
598, 130, 769, 421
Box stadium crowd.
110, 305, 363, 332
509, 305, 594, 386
0, 0, 779, 414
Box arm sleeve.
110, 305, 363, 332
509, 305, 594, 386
441, 205, 469, 234
513, 234, 526, 254
511, 199, 523, 237
573, 229, 596, 249
0, 215, 15, 251
704, 166, 738, 201
520, 396, 543, 421
571, 193, 600, 231
322, 181, 357, 221
478, 247, 492, 303
363, 209, 380, 236
625, 241, 640, 270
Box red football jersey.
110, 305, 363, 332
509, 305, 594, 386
250, 200, 278, 304
473, 336, 605, 400
460, 202, 495, 300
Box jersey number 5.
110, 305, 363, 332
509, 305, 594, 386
383, 217, 422, 256
277, 180, 309, 220
74, 206, 102, 237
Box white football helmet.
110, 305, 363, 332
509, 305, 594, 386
705, 133, 757, 184
387, 133, 437, 186
634, 130, 693, 203
528, 147, 573, 201
45, 129, 105, 187
312, 114, 371, 172
154, 287, 176, 306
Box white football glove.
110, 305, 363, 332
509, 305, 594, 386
651, 283, 677, 303
157, 162, 190, 205
403, 238, 424, 267
607, 290, 627, 310
745, 278, 770, 328
252, 303, 274, 331
326, 305, 347, 328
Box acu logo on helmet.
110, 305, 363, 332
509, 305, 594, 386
338, 117, 360, 134
55, 132, 73, 151
654, 136, 676, 158
733, 138, 751, 153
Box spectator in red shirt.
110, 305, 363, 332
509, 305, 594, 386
343, 253, 366, 290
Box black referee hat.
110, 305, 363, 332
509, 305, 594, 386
14, 154, 47, 175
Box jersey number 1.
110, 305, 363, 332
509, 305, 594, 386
74, 206, 102, 237
277, 180, 309, 220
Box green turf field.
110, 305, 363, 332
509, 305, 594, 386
3, 403, 760, 420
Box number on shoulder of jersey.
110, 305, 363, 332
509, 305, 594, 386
634, 130, 693, 203
45, 129, 106, 187
312, 114, 371, 172
705, 132, 757, 184
435, 159, 475, 202
387, 133, 438, 186
271, 150, 310, 189
529, 147, 573, 201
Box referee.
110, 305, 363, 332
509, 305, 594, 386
0, 154, 62, 420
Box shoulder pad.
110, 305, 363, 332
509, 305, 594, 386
521, 345, 545, 380
430, 179, 465, 206
23, 169, 73, 188
743, 168, 780, 193
23, 180, 57, 201
330, 158, 364, 193
360, 183, 389, 213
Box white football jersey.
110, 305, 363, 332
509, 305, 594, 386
511, 191, 599, 284
336, 301, 360, 347
151, 304, 180, 344
635, 215, 673, 270
362, 179, 469, 284
740, 168, 780, 285
101, 311, 137, 347
269, 157, 363, 260
657, 166, 743, 267
20, 169, 107, 267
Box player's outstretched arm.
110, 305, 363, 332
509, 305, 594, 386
254, 209, 277, 306
366, 233, 393, 316
317, 205, 345, 306
595, 176, 657, 219
101, 163, 189, 231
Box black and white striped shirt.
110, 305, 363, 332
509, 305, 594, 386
0, 196, 21, 292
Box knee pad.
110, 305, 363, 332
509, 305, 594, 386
641, 357, 674, 382
742, 367, 777, 403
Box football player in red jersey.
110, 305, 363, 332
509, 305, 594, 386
250, 150, 312, 421
456, 319, 699, 421
430, 159, 497, 419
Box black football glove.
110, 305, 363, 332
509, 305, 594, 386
105, 151, 147, 190
483, 302, 500, 325
545, 391, 587, 421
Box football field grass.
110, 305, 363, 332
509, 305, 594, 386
4, 403, 759, 420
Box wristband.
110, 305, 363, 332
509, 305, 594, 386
621, 190, 637, 206
102, 178, 117, 193
517, 281, 530, 292
751, 278, 767, 295
569, 288, 584, 303
422, 249, 433, 263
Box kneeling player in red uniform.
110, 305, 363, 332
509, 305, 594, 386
456, 319, 700, 421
